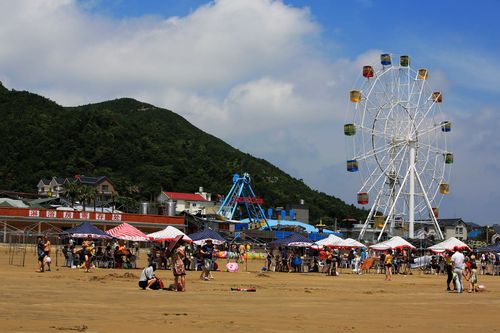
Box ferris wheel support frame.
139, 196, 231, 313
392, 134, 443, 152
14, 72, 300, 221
409, 141, 416, 238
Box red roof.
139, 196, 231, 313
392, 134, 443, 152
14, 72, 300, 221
163, 192, 207, 201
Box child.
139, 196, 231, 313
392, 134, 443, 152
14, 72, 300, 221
468, 255, 479, 293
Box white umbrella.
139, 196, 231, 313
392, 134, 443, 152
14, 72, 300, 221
370, 236, 415, 251
427, 237, 470, 253
336, 238, 365, 249
313, 234, 343, 248
147, 226, 192, 242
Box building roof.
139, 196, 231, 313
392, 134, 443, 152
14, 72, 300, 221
163, 191, 208, 202
438, 218, 465, 227
74, 175, 110, 185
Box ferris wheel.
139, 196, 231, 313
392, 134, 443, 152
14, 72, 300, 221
345, 54, 452, 241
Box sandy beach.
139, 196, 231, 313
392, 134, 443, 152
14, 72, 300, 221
1, 248, 499, 333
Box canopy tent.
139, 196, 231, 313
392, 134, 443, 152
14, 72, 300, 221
106, 223, 150, 242
268, 233, 313, 248
370, 236, 416, 251
148, 226, 192, 243
427, 237, 470, 253
336, 238, 366, 249
313, 234, 343, 248
477, 242, 500, 253
61, 221, 111, 239
187, 229, 225, 245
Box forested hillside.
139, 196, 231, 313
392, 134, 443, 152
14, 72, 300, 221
0, 82, 366, 223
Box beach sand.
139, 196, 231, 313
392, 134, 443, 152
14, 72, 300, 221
1, 248, 499, 333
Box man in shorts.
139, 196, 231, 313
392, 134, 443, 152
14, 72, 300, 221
200, 239, 214, 280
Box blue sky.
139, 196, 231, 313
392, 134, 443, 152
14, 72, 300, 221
1, 0, 499, 225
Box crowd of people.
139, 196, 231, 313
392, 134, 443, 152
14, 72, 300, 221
35, 233, 499, 294
60, 236, 139, 271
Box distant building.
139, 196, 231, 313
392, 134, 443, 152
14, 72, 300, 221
439, 218, 468, 240
157, 190, 217, 215
37, 177, 67, 198
36, 175, 116, 204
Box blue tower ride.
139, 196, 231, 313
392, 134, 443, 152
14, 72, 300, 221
217, 173, 269, 230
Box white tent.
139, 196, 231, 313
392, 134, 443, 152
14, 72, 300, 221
337, 238, 366, 249
370, 236, 416, 251
147, 226, 192, 242
313, 234, 343, 248
427, 237, 470, 253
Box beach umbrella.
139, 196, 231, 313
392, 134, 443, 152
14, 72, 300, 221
147, 226, 192, 242
427, 237, 470, 253
61, 221, 111, 239
477, 241, 500, 253
370, 236, 415, 251
106, 223, 150, 242
268, 233, 313, 248
188, 229, 225, 245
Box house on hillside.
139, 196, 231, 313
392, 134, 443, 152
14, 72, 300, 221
36, 175, 116, 204
37, 177, 67, 198
439, 218, 468, 240
157, 189, 217, 215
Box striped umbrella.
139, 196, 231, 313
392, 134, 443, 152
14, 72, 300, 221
106, 223, 150, 242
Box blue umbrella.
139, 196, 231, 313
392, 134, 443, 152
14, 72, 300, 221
187, 229, 225, 245
477, 242, 500, 253
61, 221, 111, 239
268, 233, 313, 247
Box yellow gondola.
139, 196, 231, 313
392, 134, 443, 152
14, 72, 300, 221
350, 90, 361, 102
417, 68, 428, 80
439, 183, 449, 194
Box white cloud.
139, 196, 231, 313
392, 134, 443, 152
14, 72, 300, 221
0, 0, 498, 224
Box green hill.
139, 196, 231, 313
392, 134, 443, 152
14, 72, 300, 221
0, 82, 366, 223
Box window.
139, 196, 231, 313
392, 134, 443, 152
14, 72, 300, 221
102, 185, 109, 192
192, 203, 197, 207
455, 227, 463, 234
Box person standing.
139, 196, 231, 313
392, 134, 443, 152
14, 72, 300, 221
43, 236, 52, 271
200, 240, 214, 280
384, 249, 393, 281
172, 241, 186, 291
444, 251, 454, 291
36, 236, 46, 273
451, 247, 465, 293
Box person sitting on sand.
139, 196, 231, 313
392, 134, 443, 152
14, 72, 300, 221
139, 263, 160, 290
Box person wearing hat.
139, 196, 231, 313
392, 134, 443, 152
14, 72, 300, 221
200, 239, 214, 281
467, 254, 479, 293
